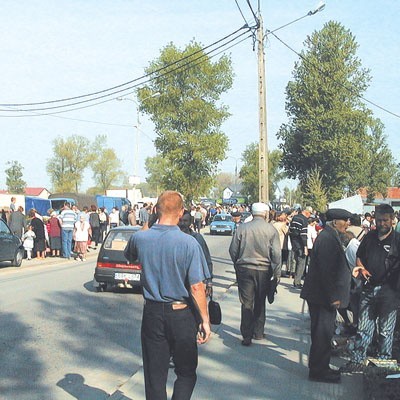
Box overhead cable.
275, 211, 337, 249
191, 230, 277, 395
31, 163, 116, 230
0, 26, 248, 109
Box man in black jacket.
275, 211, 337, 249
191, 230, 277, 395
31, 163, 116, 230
289, 206, 312, 288
301, 208, 353, 383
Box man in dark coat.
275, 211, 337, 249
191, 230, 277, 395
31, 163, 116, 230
300, 208, 353, 383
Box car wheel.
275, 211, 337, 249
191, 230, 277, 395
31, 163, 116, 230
12, 249, 24, 267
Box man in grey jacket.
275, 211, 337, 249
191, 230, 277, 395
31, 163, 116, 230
229, 202, 281, 346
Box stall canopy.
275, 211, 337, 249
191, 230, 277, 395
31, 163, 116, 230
328, 194, 364, 215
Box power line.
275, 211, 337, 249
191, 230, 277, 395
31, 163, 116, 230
245, 0, 259, 26
268, 30, 400, 120
235, 0, 250, 27
0, 26, 247, 109
0, 28, 251, 116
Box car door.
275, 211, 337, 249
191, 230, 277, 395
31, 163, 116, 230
0, 219, 14, 261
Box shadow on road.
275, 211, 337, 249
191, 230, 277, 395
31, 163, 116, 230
0, 311, 50, 400
57, 373, 109, 400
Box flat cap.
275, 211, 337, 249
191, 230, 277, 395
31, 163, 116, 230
252, 202, 270, 214
231, 211, 242, 217
326, 208, 353, 221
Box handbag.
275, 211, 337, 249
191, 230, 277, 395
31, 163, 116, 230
208, 294, 222, 325
267, 276, 278, 304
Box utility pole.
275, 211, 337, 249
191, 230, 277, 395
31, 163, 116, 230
257, 13, 268, 203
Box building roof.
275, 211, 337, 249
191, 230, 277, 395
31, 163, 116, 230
358, 187, 400, 200
24, 187, 49, 196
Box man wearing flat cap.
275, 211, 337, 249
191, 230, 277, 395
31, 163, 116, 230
301, 208, 353, 383
229, 202, 281, 346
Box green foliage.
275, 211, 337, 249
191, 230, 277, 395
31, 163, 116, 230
301, 169, 328, 212
277, 21, 395, 201
239, 143, 285, 202
91, 135, 123, 192
5, 161, 26, 194
139, 41, 233, 204
47, 135, 94, 193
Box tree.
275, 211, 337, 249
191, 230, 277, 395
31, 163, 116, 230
213, 172, 236, 198
47, 135, 94, 193
5, 161, 26, 193
355, 119, 398, 202
301, 168, 328, 212
138, 41, 233, 204
91, 135, 123, 192
277, 21, 396, 201
239, 143, 285, 202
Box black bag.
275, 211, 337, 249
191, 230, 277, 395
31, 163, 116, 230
267, 276, 278, 304
208, 295, 222, 325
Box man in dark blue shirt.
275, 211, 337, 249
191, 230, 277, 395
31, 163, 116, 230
124, 191, 211, 400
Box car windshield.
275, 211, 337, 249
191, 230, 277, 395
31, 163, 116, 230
213, 215, 232, 222
103, 230, 136, 251
0, 219, 11, 233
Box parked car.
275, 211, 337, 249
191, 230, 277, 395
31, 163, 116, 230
93, 226, 142, 292
0, 219, 24, 267
209, 214, 236, 235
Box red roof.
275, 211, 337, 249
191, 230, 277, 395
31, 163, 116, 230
358, 187, 400, 200
24, 187, 48, 196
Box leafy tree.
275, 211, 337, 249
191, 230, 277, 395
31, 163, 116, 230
5, 161, 26, 193
47, 135, 94, 193
213, 172, 236, 199
355, 120, 398, 202
91, 135, 123, 192
277, 21, 395, 201
239, 143, 285, 202
301, 168, 328, 212
138, 41, 233, 204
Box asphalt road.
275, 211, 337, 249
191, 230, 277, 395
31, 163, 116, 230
0, 230, 235, 400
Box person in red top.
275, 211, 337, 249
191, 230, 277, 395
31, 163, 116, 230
49, 211, 62, 257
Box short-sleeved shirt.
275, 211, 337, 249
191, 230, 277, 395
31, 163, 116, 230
124, 224, 210, 302
356, 229, 393, 285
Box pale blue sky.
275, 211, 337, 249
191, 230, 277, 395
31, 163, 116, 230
0, 1, 398, 192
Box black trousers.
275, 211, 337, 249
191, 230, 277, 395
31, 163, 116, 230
236, 267, 269, 339
307, 302, 336, 374
141, 302, 198, 400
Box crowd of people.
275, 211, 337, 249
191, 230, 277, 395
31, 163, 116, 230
3, 192, 400, 396
1, 200, 158, 261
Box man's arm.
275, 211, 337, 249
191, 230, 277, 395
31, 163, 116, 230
190, 281, 211, 344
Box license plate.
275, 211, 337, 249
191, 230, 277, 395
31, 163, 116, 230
114, 272, 140, 281
217, 229, 223, 232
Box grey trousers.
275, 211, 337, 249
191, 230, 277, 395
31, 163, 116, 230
235, 266, 269, 339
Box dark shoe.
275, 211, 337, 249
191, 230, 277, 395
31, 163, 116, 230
241, 338, 252, 346
339, 361, 365, 374
293, 283, 303, 289
309, 370, 341, 383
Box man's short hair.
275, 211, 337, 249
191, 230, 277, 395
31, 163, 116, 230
157, 191, 184, 216
375, 204, 394, 216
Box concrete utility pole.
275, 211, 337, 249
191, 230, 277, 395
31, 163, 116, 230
257, 14, 268, 203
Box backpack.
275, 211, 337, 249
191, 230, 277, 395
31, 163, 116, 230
89, 212, 100, 228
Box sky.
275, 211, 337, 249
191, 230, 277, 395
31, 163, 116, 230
0, 0, 399, 193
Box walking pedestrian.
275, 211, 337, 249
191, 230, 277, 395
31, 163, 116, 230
229, 202, 281, 346
89, 205, 100, 248
29, 209, 47, 259
300, 208, 353, 383
124, 191, 211, 400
